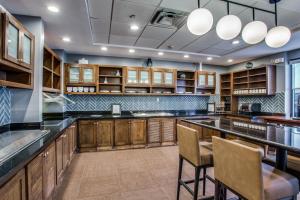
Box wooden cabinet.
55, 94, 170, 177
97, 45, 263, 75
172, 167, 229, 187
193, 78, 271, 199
0, 169, 26, 200
27, 153, 43, 200
148, 118, 161, 145
56, 134, 64, 183
202, 127, 220, 141
161, 118, 176, 144
125, 67, 151, 85
43, 143, 56, 200
114, 119, 130, 146
2, 13, 34, 69
64, 64, 98, 94
97, 120, 114, 150
62, 132, 70, 169
196, 71, 216, 95
148, 118, 176, 146
130, 119, 146, 145
78, 120, 97, 150
151, 68, 176, 86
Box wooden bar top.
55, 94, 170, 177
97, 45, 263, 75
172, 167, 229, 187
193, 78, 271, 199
256, 115, 300, 126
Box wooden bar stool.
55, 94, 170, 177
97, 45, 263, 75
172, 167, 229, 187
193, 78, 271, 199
176, 124, 214, 200
212, 136, 299, 200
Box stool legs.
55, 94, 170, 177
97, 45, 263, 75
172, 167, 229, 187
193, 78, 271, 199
194, 167, 201, 200
203, 167, 207, 196
177, 156, 183, 200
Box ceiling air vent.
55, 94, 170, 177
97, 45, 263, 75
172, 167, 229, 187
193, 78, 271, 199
150, 8, 188, 29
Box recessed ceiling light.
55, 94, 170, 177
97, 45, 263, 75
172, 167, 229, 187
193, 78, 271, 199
228, 59, 233, 63
158, 52, 164, 56
184, 54, 189, 58
47, 6, 59, 13
232, 40, 240, 45
62, 37, 70, 42
207, 57, 213, 61
130, 24, 139, 31
129, 49, 135, 53
101, 46, 108, 51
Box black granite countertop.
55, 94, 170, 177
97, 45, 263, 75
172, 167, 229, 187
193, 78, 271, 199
183, 117, 300, 154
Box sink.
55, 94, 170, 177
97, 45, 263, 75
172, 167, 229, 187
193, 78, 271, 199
132, 112, 174, 117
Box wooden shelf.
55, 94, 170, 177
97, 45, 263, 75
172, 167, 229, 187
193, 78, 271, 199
99, 83, 122, 86
249, 73, 266, 77
177, 85, 195, 88
234, 82, 248, 85
234, 76, 248, 79
99, 75, 123, 78
0, 80, 32, 89
177, 78, 195, 81
43, 87, 60, 93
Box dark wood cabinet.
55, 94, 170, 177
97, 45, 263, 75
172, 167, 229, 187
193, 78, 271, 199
196, 71, 216, 95
130, 119, 146, 145
97, 120, 114, 150
78, 120, 97, 150
0, 169, 26, 200
62, 132, 70, 169
114, 119, 130, 146
56, 134, 64, 183
43, 142, 56, 200
27, 153, 43, 200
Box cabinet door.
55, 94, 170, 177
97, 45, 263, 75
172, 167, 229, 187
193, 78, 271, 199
139, 70, 150, 84
82, 67, 95, 83
72, 124, 77, 152
153, 71, 163, 85
130, 120, 146, 145
79, 121, 97, 148
62, 133, 69, 169
3, 15, 21, 65
27, 153, 43, 200
127, 69, 138, 84
20, 31, 34, 68
114, 120, 130, 146
198, 74, 206, 87
97, 121, 114, 147
161, 118, 176, 143
69, 66, 81, 83
147, 118, 161, 144
0, 169, 26, 200
68, 128, 74, 159
56, 135, 64, 183
164, 72, 174, 85
43, 143, 56, 200
207, 74, 215, 87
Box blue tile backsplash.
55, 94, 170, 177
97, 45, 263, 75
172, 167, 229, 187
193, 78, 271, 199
0, 87, 11, 126
65, 95, 210, 111
238, 92, 285, 113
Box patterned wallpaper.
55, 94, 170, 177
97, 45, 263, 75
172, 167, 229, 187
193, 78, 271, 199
0, 87, 11, 126
65, 95, 210, 111
238, 92, 285, 113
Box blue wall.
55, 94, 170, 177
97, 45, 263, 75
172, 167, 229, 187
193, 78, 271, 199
0, 87, 11, 126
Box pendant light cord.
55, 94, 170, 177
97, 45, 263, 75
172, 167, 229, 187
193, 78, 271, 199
227, 2, 230, 15
275, 1, 278, 26
252, 8, 255, 21
198, 0, 200, 8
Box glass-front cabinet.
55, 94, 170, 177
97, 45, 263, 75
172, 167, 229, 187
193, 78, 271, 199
69, 67, 80, 83
82, 67, 95, 83
126, 67, 150, 85
3, 13, 34, 69
164, 72, 174, 85
153, 71, 163, 85
197, 71, 216, 88
152, 69, 175, 86
67, 65, 96, 84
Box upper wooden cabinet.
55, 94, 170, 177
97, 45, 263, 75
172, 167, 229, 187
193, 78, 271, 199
151, 68, 176, 86
126, 67, 151, 85
0, 9, 35, 89
196, 71, 216, 95
64, 64, 98, 94
3, 13, 34, 69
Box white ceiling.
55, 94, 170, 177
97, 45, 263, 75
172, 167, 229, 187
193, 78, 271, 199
1, 0, 300, 66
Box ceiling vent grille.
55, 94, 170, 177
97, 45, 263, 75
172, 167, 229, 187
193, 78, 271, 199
150, 8, 188, 29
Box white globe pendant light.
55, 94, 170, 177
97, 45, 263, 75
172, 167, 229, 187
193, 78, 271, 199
242, 21, 268, 44
216, 15, 242, 40
187, 8, 213, 36
265, 26, 291, 48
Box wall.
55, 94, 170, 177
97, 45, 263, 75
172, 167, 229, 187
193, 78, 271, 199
9, 15, 44, 123
228, 53, 286, 113
0, 87, 11, 126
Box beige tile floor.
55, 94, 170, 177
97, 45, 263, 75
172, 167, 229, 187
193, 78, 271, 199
54, 146, 300, 200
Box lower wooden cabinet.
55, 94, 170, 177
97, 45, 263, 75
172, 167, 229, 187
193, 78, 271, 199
27, 153, 43, 200
79, 120, 97, 150
130, 119, 146, 145
202, 127, 220, 141
188, 123, 203, 140
62, 132, 70, 169
43, 142, 56, 200
114, 119, 130, 146
56, 134, 64, 183
0, 169, 26, 200
161, 118, 176, 144
147, 118, 161, 145
97, 120, 114, 150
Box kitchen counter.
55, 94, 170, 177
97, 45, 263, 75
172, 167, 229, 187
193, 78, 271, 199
254, 115, 300, 126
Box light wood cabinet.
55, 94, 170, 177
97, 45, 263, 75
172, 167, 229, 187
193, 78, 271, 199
130, 119, 146, 145
43, 143, 56, 200
0, 169, 26, 200
196, 71, 216, 95
97, 120, 114, 149
126, 67, 151, 85
161, 118, 176, 144
151, 68, 176, 86
66, 64, 96, 84
202, 127, 220, 141
147, 118, 176, 146
27, 153, 43, 200
148, 118, 161, 145
78, 120, 97, 149
114, 120, 130, 146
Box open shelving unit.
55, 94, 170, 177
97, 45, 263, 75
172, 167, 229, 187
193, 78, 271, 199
98, 66, 124, 94
176, 70, 196, 95
220, 72, 238, 113
233, 65, 276, 96
43, 45, 61, 93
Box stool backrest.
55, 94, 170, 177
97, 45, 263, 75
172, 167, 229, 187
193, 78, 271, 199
212, 136, 263, 200
177, 124, 200, 166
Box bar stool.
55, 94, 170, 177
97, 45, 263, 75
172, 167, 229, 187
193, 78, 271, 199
176, 124, 214, 200
212, 136, 299, 200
